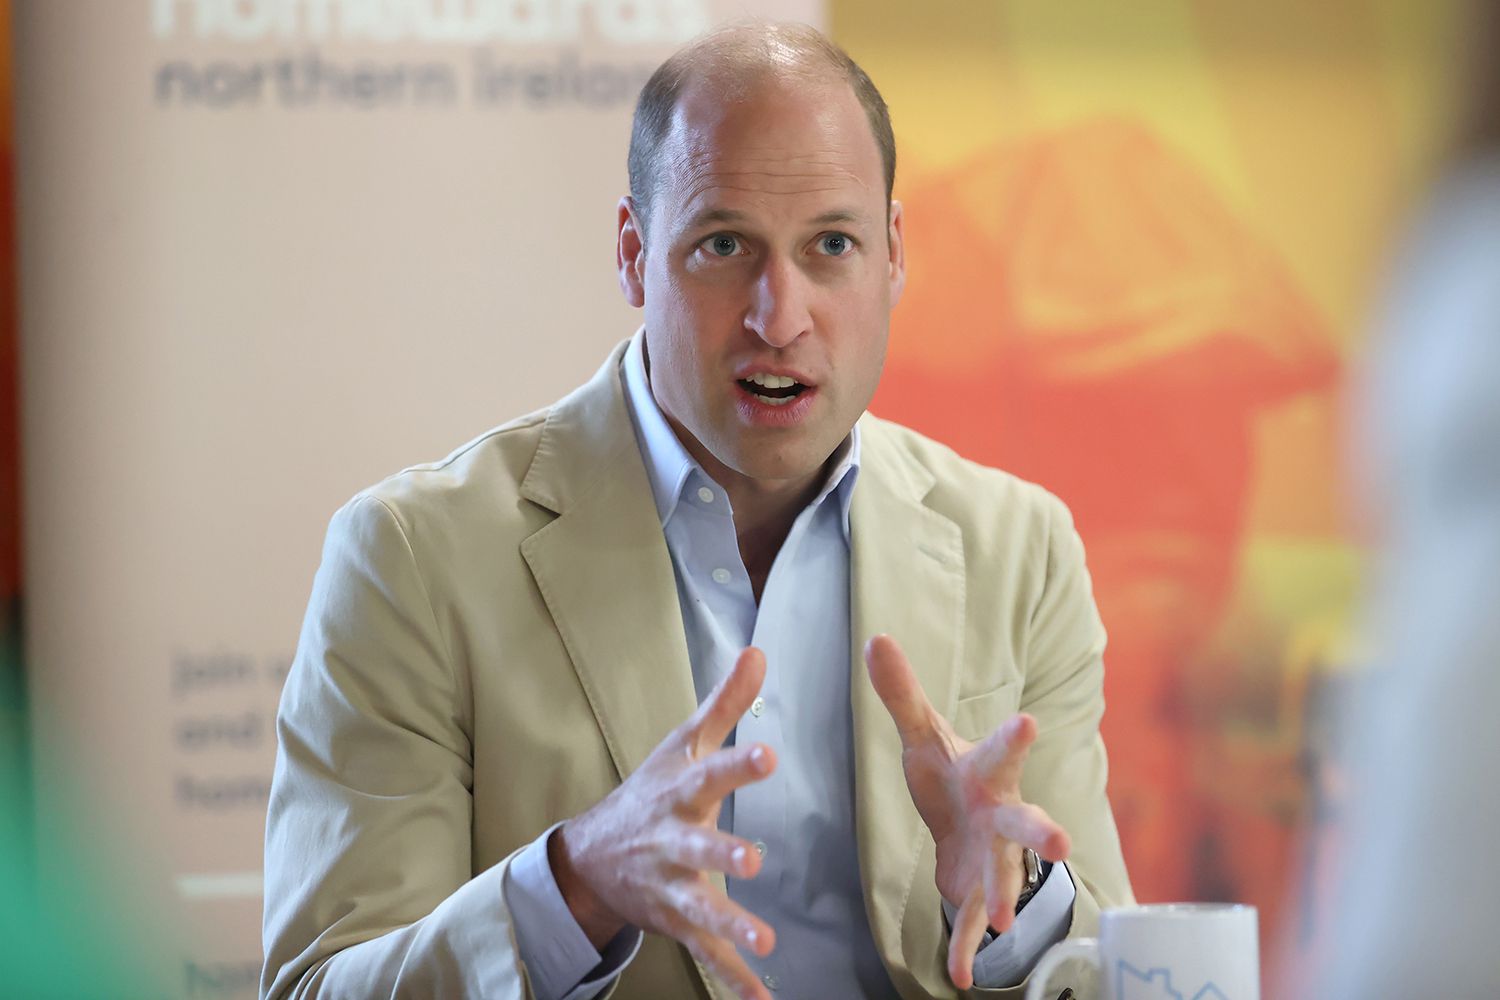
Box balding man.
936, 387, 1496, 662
261, 23, 1132, 1000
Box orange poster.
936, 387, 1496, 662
835, 0, 1458, 967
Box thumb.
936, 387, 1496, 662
864, 634, 938, 747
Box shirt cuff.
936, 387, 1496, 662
941, 861, 1077, 990
503, 822, 644, 1000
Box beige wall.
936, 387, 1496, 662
16, 1, 823, 994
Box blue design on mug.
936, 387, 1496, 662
1117, 960, 1229, 1000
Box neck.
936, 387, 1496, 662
640, 343, 843, 599
723, 468, 828, 585
671, 418, 840, 602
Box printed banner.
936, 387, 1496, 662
17, 2, 823, 995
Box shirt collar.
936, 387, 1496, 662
621, 328, 861, 538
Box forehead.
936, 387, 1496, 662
655, 75, 884, 226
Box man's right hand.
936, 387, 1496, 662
551, 647, 778, 1000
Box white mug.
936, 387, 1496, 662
1024, 904, 1259, 1000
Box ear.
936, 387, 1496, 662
617, 196, 647, 308
887, 199, 906, 308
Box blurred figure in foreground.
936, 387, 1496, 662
1311, 5, 1500, 995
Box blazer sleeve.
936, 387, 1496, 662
261, 494, 558, 999
937, 491, 1131, 1000
959, 493, 1133, 1000
990, 493, 1135, 999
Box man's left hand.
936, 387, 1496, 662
865, 634, 1072, 991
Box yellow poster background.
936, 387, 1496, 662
835, 0, 1461, 968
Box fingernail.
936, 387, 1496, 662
749, 745, 766, 765
745, 927, 759, 949
732, 845, 748, 870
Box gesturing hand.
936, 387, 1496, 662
865, 634, 1072, 991
553, 647, 779, 1000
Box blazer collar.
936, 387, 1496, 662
519, 341, 702, 786
514, 341, 749, 999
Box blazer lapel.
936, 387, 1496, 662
848, 416, 967, 998
518, 342, 740, 999
519, 342, 701, 786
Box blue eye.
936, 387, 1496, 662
819, 233, 852, 256
707, 234, 741, 257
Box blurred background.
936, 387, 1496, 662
0, 1, 1470, 996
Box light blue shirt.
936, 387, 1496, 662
503, 331, 1075, 998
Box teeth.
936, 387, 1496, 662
746, 372, 798, 389
751, 393, 796, 406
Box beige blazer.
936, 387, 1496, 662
261, 342, 1133, 1000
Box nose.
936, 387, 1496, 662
743, 256, 812, 348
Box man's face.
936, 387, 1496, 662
618, 75, 904, 489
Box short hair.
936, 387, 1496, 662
627, 22, 896, 237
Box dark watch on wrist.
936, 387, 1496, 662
1014, 848, 1049, 912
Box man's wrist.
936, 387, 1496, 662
1014, 851, 1050, 913
550, 820, 627, 950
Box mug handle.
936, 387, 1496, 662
1023, 937, 1100, 1000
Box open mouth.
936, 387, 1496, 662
737, 374, 810, 407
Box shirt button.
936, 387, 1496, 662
750, 696, 766, 717
753, 840, 767, 858
696, 486, 714, 504
711, 568, 731, 585
762, 974, 778, 991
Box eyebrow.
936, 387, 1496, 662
684, 208, 748, 230
809, 209, 868, 226
682, 207, 872, 231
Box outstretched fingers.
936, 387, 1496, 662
686, 647, 767, 758
676, 742, 777, 817
670, 881, 776, 959
969, 713, 1037, 796
983, 838, 1023, 934
865, 634, 940, 747
993, 800, 1072, 862
946, 884, 989, 990
686, 930, 774, 1000
672, 882, 776, 999
669, 824, 766, 881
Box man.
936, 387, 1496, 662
262, 22, 1131, 1000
